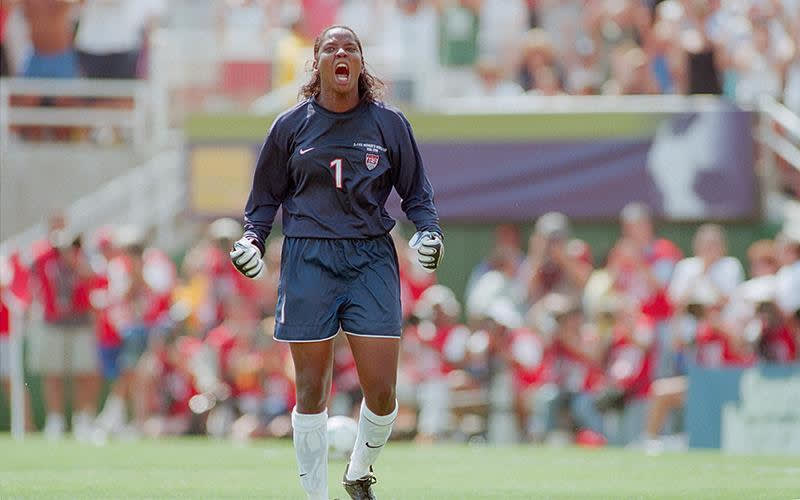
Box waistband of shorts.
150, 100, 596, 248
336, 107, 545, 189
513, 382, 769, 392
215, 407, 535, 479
284, 233, 391, 243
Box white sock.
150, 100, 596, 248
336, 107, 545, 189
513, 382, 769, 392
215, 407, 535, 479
98, 394, 126, 432
72, 410, 93, 429
72, 411, 94, 441
291, 408, 328, 500
346, 399, 397, 481
45, 413, 65, 440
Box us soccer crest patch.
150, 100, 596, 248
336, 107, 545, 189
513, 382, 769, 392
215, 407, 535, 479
365, 153, 380, 170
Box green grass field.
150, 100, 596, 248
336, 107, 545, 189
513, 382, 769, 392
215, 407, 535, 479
1, 436, 798, 499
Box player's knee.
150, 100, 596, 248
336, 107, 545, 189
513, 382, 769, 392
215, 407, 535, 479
295, 383, 328, 414
366, 385, 396, 415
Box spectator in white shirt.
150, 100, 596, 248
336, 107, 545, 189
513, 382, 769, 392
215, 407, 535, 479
668, 224, 744, 312
75, 0, 165, 79
464, 57, 525, 98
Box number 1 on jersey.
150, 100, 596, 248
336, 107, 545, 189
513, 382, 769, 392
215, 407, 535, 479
330, 158, 343, 189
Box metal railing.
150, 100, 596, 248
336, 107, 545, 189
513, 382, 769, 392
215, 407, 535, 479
756, 95, 800, 220
758, 95, 800, 170
0, 77, 151, 152
0, 149, 184, 257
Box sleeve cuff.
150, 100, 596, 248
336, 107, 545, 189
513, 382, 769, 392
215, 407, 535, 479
242, 232, 265, 257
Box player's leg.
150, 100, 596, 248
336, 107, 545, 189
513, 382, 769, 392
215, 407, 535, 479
289, 339, 335, 500
275, 236, 345, 499
69, 326, 100, 441
338, 234, 404, 494
644, 376, 686, 453
95, 345, 126, 434
36, 324, 67, 439
345, 335, 400, 483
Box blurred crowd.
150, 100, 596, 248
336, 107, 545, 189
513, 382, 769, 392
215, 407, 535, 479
0, 0, 798, 449
452, 206, 799, 449
1, 0, 798, 112
1, 205, 798, 450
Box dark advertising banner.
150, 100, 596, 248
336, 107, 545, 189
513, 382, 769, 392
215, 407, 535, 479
187, 104, 757, 220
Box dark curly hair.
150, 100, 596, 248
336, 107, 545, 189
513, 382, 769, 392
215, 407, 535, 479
299, 25, 384, 103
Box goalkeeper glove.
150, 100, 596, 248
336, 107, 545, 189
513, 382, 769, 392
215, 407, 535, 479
229, 237, 264, 279
409, 231, 443, 273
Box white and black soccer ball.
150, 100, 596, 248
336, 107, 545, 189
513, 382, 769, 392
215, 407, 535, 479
327, 415, 358, 461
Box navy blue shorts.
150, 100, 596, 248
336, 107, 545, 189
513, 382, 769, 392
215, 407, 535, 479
274, 235, 402, 342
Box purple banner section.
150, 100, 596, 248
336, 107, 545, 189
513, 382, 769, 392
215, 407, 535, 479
387, 111, 757, 221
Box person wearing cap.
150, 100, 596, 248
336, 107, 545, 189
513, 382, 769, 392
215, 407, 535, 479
28, 213, 101, 440
516, 212, 593, 309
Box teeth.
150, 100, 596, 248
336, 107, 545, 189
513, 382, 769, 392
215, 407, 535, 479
335, 63, 349, 82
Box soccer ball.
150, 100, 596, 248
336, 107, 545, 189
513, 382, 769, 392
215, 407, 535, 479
327, 415, 358, 460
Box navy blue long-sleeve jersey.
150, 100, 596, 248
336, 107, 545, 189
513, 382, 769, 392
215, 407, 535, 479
242, 97, 441, 253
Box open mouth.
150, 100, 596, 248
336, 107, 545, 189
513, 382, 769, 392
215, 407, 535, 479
335, 63, 350, 84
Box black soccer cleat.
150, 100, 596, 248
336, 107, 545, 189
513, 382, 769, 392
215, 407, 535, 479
342, 464, 377, 500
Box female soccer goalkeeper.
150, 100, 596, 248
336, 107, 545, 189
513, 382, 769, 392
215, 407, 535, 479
229, 25, 443, 500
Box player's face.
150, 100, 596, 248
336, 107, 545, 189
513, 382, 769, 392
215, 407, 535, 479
316, 28, 362, 97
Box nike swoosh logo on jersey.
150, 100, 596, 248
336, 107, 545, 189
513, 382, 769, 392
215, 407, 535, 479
299, 473, 308, 477
365, 442, 384, 449
299, 147, 315, 155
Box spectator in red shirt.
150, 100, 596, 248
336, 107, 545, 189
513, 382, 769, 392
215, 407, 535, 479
94, 226, 173, 439
516, 212, 593, 308
0, 0, 11, 76
508, 324, 552, 441
693, 291, 752, 368
618, 202, 683, 381
619, 202, 683, 319
528, 294, 606, 441
28, 214, 101, 440
600, 301, 656, 446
